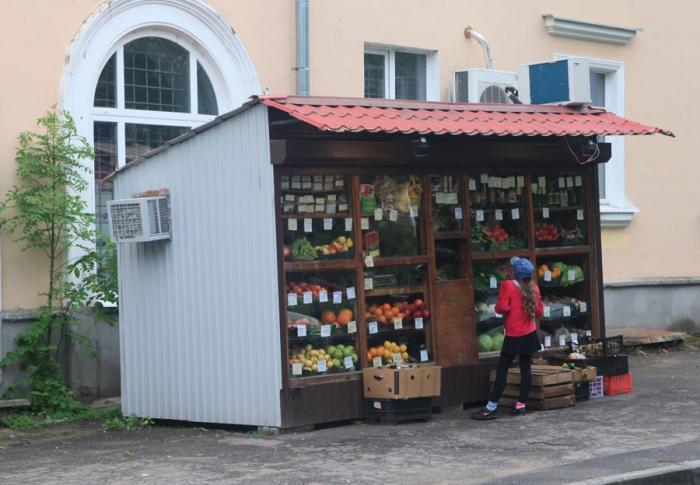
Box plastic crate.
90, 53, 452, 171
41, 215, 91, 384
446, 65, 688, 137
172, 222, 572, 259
577, 335, 625, 358
364, 397, 433, 425
548, 355, 628, 377
575, 381, 590, 401
588, 376, 604, 399
604, 373, 633, 396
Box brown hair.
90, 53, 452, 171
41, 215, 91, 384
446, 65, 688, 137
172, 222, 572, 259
518, 277, 537, 321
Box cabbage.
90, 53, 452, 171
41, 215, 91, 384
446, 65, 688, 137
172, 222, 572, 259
479, 334, 494, 352
492, 333, 505, 351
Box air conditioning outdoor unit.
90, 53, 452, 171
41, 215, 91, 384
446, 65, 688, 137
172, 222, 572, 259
517, 58, 591, 105
453, 68, 518, 104
107, 196, 171, 243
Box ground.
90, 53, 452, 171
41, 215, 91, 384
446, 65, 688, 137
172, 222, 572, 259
1, 350, 699, 485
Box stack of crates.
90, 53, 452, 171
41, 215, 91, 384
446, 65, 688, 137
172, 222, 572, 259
588, 376, 605, 399
604, 373, 633, 396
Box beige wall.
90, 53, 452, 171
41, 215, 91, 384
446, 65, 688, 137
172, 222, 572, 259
1, 0, 698, 310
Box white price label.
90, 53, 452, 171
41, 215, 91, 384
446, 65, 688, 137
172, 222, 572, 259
571, 333, 579, 344
568, 270, 576, 281
414, 317, 424, 329
287, 293, 298, 307
333, 291, 342, 304
577, 209, 584, 221
495, 209, 503, 221
517, 176, 525, 188
303, 291, 312, 304
558, 177, 566, 188
455, 207, 463, 220
563, 306, 571, 317
346, 287, 356, 300
542, 207, 550, 219
364, 255, 374, 268
288, 218, 298, 231
575, 176, 583, 187
544, 270, 552, 282
511, 208, 520, 220
319, 290, 328, 303
345, 217, 353, 231
490, 276, 498, 289
559, 335, 567, 347
374, 208, 383, 221
580, 302, 588, 313
368, 321, 378, 334
468, 179, 477, 191
372, 356, 383, 368
481, 173, 488, 184
393, 318, 403, 330
493, 177, 503, 188
323, 218, 333, 230
585, 330, 592, 337
321, 325, 331, 338
544, 306, 551, 318
292, 362, 303, 376
347, 321, 357, 334
420, 350, 429, 362
509, 176, 516, 188
317, 359, 327, 373
538, 176, 547, 187
344, 356, 354, 370
567, 177, 574, 188
476, 210, 485, 222
361, 217, 370, 230
296, 324, 307, 337
389, 209, 398, 222
544, 335, 552, 348
409, 205, 418, 218
303, 218, 312, 232
392, 353, 403, 364
364, 277, 374, 290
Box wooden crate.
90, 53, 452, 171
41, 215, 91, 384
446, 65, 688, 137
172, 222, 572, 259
489, 364, 574, 387
502, 382, 572, 400
490, 365, 575, 411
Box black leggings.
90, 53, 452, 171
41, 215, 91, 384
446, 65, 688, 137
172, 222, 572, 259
489, 353, 533, 404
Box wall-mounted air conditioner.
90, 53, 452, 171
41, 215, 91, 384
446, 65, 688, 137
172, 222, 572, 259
453, 68, 518, 104
517, 58, 591, 105
107, 196, 171, 243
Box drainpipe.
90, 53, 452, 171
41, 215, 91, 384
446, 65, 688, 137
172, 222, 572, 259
295, 0, 310, 95
464, 27, 494, 69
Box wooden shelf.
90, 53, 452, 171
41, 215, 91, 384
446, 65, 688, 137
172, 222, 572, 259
534, 205, 584, 212
370, 255, 431, 267
534, 245, 590, 257
471, 249, 531, 261
367, 327, 427, 338
434, 231, 467, 240
281, 212, 351, 219
287, 370, 362, 388
365, 284, 425, 297
281, 187, 347, 194
284, 259, 357, 272
288, 332, 358, 344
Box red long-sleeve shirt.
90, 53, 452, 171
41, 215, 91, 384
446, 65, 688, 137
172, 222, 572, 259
494, 280, 544, 337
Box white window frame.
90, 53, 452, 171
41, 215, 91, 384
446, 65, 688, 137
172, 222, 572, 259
555, 54, 637, 228
364, 44, 440, 101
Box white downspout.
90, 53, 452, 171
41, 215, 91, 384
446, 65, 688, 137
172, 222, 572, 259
295, 0, 310, 95
464, 27, 494, 69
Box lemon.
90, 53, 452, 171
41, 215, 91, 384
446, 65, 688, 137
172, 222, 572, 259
400, 344, 407, 352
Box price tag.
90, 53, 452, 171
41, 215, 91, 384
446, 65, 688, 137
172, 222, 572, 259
303, 218, 312, 232
393, 318, 403, 330
414, 317, 424, 329
558, 177, 566, 188
489, 276, 498, 289
542, 207, 550, 219
468, 179, 477, 191
323, 218, 333, 230
538, 176, 546, 187
455, 207, 463, 220
368, 321, 378, 334
364, 255, 374, 268
296, 325, 307, 337
568, 270, 576, 282
292, 362, 303, 376
580, 302, 587, 313
372, 356, 383, 368
558, 335, 567, 347
511, 208, 520, 220
344, 217, 353, 231
420, 350, 429, 362
495, 209, 503, 221
563, 306, 571, 317
544, 270, 552, 282
517, 176, 525, 188
575, 176, 583, 187
544, 306, 551, 318
577, 209, 584, 221
374, 208, 383, 221
364, 278, 374, 290
495, 312, 502, 319
544, 335, 552, 348
476, 210, 485, 222
319, 290, 328, 302
392, 353, 403, 364
317, 359, 327, 373
347, 321, 357, 334
288, 218, 298, 231
321, 325, 331, 338
361, 217, 370, 230
303, 291, 312, 304
333, 291, 342, 304
346, 287, 356, 300
571, 333, 578, 344
287, 293, 298, 306
389, 209, 398, 222
409, 205, 418, 218
481, 173, 488, 184
344, 356, 354, 370
585, 330, 592, 337
567, 177, 574, 188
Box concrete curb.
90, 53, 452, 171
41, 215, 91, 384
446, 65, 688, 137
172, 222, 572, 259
568, 459, 700, 484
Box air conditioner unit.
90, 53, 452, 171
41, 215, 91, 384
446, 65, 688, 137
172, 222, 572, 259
517, 58, 591, 105
107, 196, 171, 243
453, 69, 518, 104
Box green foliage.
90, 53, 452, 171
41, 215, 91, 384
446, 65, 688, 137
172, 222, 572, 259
0, 413, 41, 430
0, 111, 118, 417
668, 317, 699, 336
103, 413, 154, 432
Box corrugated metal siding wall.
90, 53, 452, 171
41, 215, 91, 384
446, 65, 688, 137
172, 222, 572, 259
114, 105, 282, 426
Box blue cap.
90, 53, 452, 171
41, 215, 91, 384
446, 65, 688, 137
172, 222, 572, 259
510, 257, 534, 280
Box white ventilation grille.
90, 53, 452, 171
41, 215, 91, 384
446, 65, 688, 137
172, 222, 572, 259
108, 196, 171, 243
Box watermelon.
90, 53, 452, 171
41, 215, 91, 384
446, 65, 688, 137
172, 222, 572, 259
479, 334, 494, 352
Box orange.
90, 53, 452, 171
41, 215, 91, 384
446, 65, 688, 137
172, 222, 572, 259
382, 303, 391, 311
367, 351, 373, 362
373, 308, 383, 318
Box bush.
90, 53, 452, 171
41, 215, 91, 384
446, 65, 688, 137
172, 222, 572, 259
668, 317, 700, 336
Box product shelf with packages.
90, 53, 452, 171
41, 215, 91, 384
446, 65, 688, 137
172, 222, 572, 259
532, 173, 587, 248
473, 259, 513, 355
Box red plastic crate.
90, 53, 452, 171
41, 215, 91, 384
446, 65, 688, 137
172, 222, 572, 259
604, 373, 633, 395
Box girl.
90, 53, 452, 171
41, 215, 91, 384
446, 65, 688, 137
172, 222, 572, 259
471, 257, 544, 420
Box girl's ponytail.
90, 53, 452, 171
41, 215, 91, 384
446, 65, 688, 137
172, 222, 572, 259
519, 278, 537, 321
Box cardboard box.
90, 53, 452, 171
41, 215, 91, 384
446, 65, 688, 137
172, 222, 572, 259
574, 366, 597, 383
363, 364, 441, 399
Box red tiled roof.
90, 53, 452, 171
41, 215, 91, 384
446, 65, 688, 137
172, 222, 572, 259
260, 95, 673, 137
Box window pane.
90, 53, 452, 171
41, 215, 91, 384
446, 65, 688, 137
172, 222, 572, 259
124, 37, 190, 112
94, 122, 117, 247
94, 54, 116, 108
125, 124, 189, 163
364, 53, 385, 98
197, 62, 218, 115
395, 52, 426, 101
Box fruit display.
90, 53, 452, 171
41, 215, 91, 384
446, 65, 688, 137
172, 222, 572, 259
290, 343, 358, 375
535, 223, 558, 242
366, 340, 410, 364
474, 299, 502, 322
286, 281, 332, 299
473, 262, 507, 293
315, 236, 353, 257
559, 226, 584, 245
287, 313, 319, 332
289, 236, 354, 261
537, 262, 584, 286
541, 296, 588, 320
478, 330, 504, 353
365, 298, 430, 326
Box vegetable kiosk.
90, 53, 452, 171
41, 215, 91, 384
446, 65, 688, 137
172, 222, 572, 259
109, 96, 671, 428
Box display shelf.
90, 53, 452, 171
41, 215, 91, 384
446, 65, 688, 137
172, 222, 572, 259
365, 284, 425, 297
471, 249, 530, 261
433, 231, 468, 240
366, 327, 426, 338
280, 188, 347, 194
287, 333, 359, 344
284, 260, 357, 271
280, 212, 351, 219
287, 371, 362, 388
533, 205, 584, 212
370, 255, 432, 267
535, 246, 590, 256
